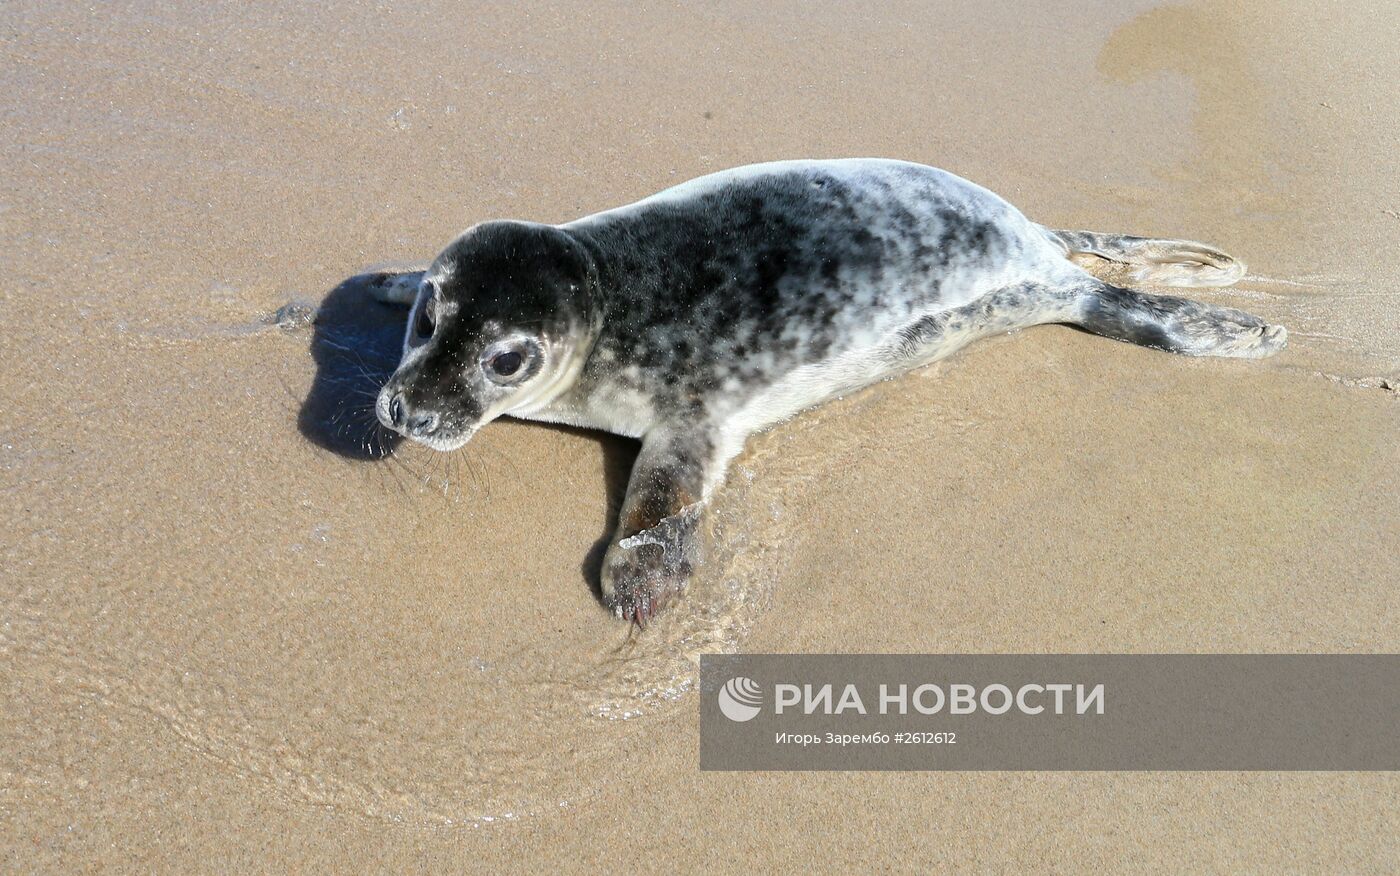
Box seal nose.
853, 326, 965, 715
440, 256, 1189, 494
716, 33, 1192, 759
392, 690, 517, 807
407, 411, 440, 437
385, 393, 406, 429
381, 392, 439, 436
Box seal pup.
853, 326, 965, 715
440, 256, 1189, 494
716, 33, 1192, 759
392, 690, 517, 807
367, 159, 1285, 624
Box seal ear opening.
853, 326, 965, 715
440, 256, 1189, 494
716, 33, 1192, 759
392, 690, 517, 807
550, 226, 602, 319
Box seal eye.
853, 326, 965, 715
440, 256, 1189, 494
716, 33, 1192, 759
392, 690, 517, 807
489, 350, 523, 377
415, 299, 436, 338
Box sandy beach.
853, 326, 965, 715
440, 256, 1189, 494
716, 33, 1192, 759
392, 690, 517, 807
3, 0, 1397, 870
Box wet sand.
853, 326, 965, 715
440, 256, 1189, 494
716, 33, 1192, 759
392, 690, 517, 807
3, 0, 1397, 870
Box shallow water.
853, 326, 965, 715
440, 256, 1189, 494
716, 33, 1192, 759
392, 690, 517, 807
2, 266, 795, 826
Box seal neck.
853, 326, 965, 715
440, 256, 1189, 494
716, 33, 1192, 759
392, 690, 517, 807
505, 228, 608, 418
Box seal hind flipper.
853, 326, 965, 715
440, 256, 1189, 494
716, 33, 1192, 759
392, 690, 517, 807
884, 275, 1285, 366
1073, 280, 1287, 358
1044, 228, 1246, 288
365, 270, 424, 306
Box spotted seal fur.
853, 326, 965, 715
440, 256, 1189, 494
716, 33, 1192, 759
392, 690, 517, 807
368, 159, 1285, 623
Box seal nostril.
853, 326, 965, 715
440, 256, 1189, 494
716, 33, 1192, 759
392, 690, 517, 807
408, 412, 439, 435
388, 394, 405, 428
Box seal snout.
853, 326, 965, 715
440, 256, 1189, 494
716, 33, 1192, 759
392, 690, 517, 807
378, 390, 441, 439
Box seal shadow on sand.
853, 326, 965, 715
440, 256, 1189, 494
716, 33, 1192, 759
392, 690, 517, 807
296, 272, 637, 600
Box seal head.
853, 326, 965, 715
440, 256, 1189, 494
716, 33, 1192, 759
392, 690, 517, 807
376, 220, 597, 451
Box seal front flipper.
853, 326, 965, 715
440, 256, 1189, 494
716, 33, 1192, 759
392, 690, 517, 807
601, 429, 715, 626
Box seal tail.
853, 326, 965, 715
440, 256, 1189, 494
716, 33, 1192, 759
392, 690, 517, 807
1072, 280, 1286, 359
1044, 227, 1246, 288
